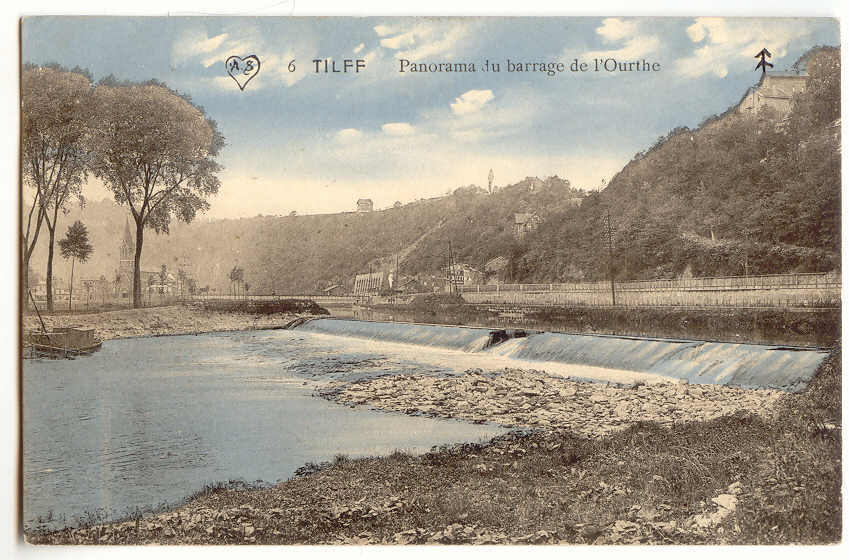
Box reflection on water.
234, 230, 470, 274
23, 330, 508, 530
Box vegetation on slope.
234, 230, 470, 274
519, 46, 840, 282
29, 48, 840, 293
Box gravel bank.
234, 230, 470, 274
318, 368, 785, 437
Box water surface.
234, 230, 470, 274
23, 329, 508, 530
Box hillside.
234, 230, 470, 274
518, 46, 840, 282
29, 177, 582, 293
27, 47, 840, 294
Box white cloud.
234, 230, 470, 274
596, 18, 639, 42
381, 122, 415, 136
450, 89, 494, 115
373, 24, 394, 37
375, 20, 477, 60
172, 29, 229, 66
353, 42, 365, 54
171, 25, 314, 88
335, 128, 364, 144
675, 18, 816, 79
579, 18, 660, 62
380, 31, 416, 50
583, 35, 661, 61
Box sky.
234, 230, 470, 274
21, 16, 839, 218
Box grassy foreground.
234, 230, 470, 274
29, 346, 841, 545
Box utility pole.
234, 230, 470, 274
447, 241, 454, 294
605, 209, 616, 306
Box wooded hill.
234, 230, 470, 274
518, 46, 840, 283
30, 47, 840, 294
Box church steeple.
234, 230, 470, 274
123, 217, 134, 248
120, 217, 134, 261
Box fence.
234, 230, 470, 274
458, 272, 841, 308
188, 294, 358, 305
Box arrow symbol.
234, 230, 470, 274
754, 48, 773, 75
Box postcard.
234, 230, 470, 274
20, 15, 841, 545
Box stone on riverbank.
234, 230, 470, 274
317, 368, 783, 437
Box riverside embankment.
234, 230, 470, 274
22, 301, 325, 341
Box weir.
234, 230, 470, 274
292, 318, 830, 391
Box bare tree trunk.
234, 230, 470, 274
22, 203, 45, 310
22, 268, 30, 312
68, 258, 75, 311
45, 226, 55, 312
133, 220, 144, 308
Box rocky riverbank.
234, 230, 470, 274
318, 368, 784, 437
22, 305, 306, 341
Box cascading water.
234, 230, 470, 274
297, 317, 494, 352
484, 332, 828, 391
294, 318, 829, 391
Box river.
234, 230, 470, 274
22, 328, 509, 531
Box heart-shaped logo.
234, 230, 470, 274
225, 55, 261, 91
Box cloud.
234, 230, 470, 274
596, 18, 639, 42
450, 89, 494, 115
381, 122, 415, 136
581, 18, 660, 60
373, 24, 393, 37
353, 42, 365, 54
583, 36, 661, 61
335, 128, 364, 144
171, 29, 229, 66
171, 25, 313, 88
675, 18, 816, 79
374, 20, 477, 60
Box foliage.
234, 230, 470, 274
88, 80, 224, 306
58, 220, 93, 263
21, 64, 93, 310
519, 47, 841, 282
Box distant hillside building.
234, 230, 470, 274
513, 212, 541, 239
738, 72, 807, 116
443, 263, 483, 289
353, 271, 387, 295
356, 198, 374, 213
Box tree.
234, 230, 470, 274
21, 188, 45, 308
229, 266, 244, 298
89, 80, 224, 308
22, 65, 92, 311
58, 220, 93, 311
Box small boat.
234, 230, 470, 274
26, 327, 103, 358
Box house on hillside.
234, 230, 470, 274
356, 199, 374, 213
738, 71, 807, 116
353, 271, 386, 295
514, 212, 541, 239
443, 263, 483, 290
